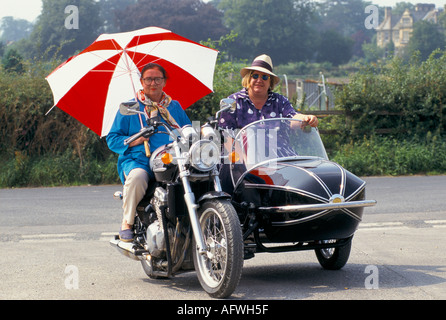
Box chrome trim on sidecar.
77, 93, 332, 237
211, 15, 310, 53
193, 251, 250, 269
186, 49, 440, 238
259, 200, 376, 213
258, 200, 377, 226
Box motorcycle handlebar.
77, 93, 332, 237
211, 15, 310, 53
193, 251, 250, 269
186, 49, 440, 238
124, 126, 154, 146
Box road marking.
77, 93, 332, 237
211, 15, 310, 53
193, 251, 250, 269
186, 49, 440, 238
358, 226, 410, 232
358, 219, 446, 232
99, 232, 117, 241
358, 222, 409, 231
19, 233, 76, 243
21, 233, 77, 238
425, 219, 446, 224
360, 222, 404, 228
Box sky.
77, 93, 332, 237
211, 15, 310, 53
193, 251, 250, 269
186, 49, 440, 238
1, 0, 446, 23
0, 0, 43, 22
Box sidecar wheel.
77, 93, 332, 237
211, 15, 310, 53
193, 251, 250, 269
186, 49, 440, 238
315, 239, 352, 270
192, 199, 243, 299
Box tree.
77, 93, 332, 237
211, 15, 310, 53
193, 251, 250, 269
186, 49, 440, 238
115, 0, 228, 42
218, 0, 315, 64
1, 48, 24, 73
0, 17, 33, 43
29, 0, 101, 58
315, 30, 354, 65
362, 39, 384, 63
312, 0, 375, 59
406, 20, 445, 61
97, 0, 137, 33
0, 41, 5, 57
391, 2, 414, 16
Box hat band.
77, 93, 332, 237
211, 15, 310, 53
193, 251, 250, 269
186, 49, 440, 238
251, 60, 273, 72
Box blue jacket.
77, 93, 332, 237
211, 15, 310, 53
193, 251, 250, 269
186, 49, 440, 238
106, 99, 191, 184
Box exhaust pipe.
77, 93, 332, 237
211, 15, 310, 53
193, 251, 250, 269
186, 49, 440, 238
110, 236, 147, 261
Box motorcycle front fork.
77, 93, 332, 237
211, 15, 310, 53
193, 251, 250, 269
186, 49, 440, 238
180, 172, 223, 256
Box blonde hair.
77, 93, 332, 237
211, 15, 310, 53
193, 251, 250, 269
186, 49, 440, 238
242, 71, 276, 90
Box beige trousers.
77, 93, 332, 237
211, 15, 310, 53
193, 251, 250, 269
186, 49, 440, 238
122, 168, 149, 225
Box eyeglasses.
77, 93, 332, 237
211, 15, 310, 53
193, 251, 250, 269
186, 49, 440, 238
251, 73, 270, 81
142, 77, 165, 85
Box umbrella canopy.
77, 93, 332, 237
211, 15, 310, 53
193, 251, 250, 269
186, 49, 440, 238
46, 26, 218, 137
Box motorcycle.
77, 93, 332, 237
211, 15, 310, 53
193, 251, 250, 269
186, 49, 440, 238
110, 99, 244, 299
110, 99, 376, 298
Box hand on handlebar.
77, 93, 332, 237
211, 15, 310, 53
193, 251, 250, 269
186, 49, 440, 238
128, 136, 149, 147
290, 114, 318, 130
302, 115, 318, 127
124, 126, 154, 146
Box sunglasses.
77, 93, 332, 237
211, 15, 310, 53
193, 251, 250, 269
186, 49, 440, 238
251, 73, 270, 81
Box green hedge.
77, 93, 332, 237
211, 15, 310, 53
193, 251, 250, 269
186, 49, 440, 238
334, 50, 446, 141
331, 133, 446, 176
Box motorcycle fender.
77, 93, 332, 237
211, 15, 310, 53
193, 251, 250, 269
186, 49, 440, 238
197, 191, 231, 205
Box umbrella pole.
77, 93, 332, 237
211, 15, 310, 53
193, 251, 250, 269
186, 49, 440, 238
122, 49, 151, 158
137, 112, 151, 157
45, 105, 57, 116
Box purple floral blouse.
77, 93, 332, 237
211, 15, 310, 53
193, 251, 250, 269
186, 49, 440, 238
219, 88, 297, 130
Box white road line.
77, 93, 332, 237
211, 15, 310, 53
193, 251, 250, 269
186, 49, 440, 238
99, 232, 117, 241
360, 222, 404, 228
100, 232, 117, 236
425, 219, 446, 224
21, 233, 77, 239
357, 226, 410, 232
19, 233, 76, 243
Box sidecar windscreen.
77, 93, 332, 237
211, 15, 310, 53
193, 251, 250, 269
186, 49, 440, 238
228, 118, 328, 188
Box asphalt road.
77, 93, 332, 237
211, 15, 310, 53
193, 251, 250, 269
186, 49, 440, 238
0, 176, 445, 302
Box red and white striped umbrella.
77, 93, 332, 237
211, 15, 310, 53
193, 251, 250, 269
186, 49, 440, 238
46, 26, 218, 137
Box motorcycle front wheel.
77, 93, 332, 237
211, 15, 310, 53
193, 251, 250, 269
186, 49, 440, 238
192, 199, 243, 298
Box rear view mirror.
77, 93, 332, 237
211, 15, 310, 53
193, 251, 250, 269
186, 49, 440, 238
220, 98, 236, 112
119, 102, 140, 115
215, 98, 236, 120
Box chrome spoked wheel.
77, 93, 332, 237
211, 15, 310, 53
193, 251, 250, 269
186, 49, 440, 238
193, 199, 243, 298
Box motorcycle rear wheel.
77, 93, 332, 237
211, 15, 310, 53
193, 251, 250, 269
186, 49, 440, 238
192, 199, 243, 298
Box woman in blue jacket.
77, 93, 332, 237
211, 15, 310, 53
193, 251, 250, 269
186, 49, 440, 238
107, 63, 191, 242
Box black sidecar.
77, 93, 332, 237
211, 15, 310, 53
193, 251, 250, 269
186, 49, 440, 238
222, 118, 376, 269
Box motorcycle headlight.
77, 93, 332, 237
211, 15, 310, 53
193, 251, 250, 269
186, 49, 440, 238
181, 125, 199, 144
189, 140, 220, 171
201, 124, 218, 142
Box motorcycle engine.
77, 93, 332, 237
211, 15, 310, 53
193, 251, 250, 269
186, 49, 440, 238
145, 187, 168, 257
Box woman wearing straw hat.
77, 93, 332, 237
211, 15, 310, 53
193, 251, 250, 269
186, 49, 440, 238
218, 54, 318, 195
219, 54, 318, 130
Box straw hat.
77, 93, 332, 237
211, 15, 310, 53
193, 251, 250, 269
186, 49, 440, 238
240, 54, 280, 86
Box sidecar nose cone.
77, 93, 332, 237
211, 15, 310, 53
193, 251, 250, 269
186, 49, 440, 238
330, 194, 345, 203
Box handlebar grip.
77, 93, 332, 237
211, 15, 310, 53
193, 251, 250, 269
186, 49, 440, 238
124, 126, 154, 146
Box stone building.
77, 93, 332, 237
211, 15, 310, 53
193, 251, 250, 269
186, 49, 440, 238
376, 3, 441, 56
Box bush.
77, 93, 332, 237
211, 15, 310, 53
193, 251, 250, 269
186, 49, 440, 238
331, 133, 446, 176
335, 50, 446, 142
0, 151, 119, 188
